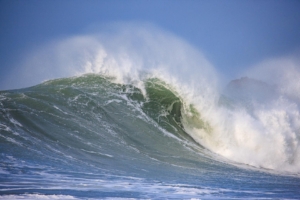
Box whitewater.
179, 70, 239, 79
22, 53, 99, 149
1, 25, 300, 199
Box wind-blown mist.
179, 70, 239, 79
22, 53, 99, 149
4, 25, 217, 92
3, 24, 300, 174
219, 57, 300, 173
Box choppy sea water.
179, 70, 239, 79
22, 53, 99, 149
1, 74, 300, 199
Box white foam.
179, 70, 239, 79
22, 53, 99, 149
182, 55, 300, 174
53, 105, 69, 115
0, 123, 11, 132
9, 117, 23, 127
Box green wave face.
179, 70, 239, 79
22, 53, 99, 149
0, 74, 216, 176
142, 78, 213, 141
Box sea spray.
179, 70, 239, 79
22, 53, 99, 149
2, 24, 300, 175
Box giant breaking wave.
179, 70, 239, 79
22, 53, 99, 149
1, 24, 300, 175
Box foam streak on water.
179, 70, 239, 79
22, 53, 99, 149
1, 25, 300, 198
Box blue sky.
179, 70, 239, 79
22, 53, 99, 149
1, 0, 300, 90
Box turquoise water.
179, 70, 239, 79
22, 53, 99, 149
0, 74, 300, 199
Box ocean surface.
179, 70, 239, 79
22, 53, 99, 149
1, 73, 300, 199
